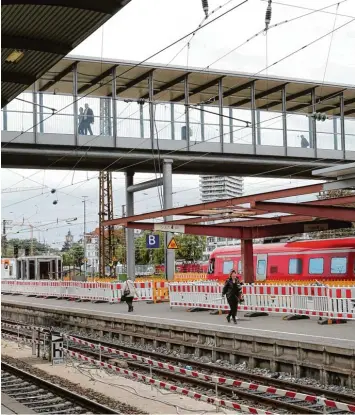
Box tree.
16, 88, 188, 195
312, 189, 355, 239
175, 234, 206, 262
132, 231, 206, 264
71, 243, 85, 267
5, 238, 59, 256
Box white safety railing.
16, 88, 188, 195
168, 282, 355, 319
1, 280, 153, 303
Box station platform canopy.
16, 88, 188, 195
1, 1, 131, 108
34, 55, 355, 116
105, 182, 355, 240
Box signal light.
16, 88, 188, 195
311, 112, 328, 122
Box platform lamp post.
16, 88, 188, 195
82, 196, 88, 280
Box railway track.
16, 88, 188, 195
1, 362, 119, 414
3, 320, 355, 414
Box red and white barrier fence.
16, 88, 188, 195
1, 280, 153, 303
64, 348, 273, 415
63, 334, 355, 412
168, 282, 355, 319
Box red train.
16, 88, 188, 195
207, 237, 355, 282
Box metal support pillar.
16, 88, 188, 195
311, 89, 317, 156
229, 107, 233, 143
251, 82, 256, 154
184, 75, 190, 149
200, 104, 205, 142
140, 104, 144, 138
125, 172, 135, 278
33, 83, 38, 143
241, 239, 254, 284
256, 110, 261, 145
112, 67, 117, 145
39, 93, 44, 133
148, 72, 155, 148
2, 105, 7, 131
282, 86, 287, 154
170, 103, 175, 140
340, 94, 346, 159
163, 159, 174, 280
218, 78, 224, 152
73, 63, 78, 145
333, 117, 338, 150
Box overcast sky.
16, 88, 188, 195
2, 0, 354, 246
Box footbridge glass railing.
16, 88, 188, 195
2, 92, 354, 153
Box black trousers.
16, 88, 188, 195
227, 297, 238, 320
126, 297, 133, 310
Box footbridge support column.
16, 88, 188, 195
125, 171, 135, 278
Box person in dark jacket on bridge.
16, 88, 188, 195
222, 270, 242, 324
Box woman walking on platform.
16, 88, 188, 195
121, 278, 137, 312
222, 270, 242, 324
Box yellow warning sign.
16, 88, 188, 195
167, 237, 178, 249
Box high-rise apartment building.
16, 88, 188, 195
200, 176, 243, 203
199, 176, 243, 260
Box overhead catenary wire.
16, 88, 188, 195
3, 6, 353, 217
3, 0, 347, 191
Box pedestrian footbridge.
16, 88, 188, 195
2, 56, 354, 178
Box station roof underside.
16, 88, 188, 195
1, 1, 131, 108
105, 182, 355, 239
34, 55, 355, 117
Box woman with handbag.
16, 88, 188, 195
121, 278, 137, 312
222, 270, 242, 324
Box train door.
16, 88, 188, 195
256, 254, 267, 281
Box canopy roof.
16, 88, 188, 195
104, 182, 355, 239
36, 55, 355, 116
1, 1, 131, 107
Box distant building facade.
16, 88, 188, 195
199, 175, 243, 261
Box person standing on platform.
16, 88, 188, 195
222, 270, 242, 324
83, 103, 94, 135
121, 278, 137, 312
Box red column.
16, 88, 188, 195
241, 239, 254, 284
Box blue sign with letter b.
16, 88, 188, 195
146, 234, 160, 249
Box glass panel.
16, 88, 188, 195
232, 108, 252, 144
289, 258, 302, 275
287, 113, 310, 148
6, 92, 34, 132
331, 257, 347, 274
259, 111, 283, 146
42, 94, 75, 134
309, 258, 324, 274
117, 99, 143, 138
223, 260, 234, 274
345, 118, 355, 151
316, 117, 340, 150
203, 105, 220, 143
174, 103, 187, 141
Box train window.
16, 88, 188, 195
223, 260, 234, 274
309, 258, 324, 274
289, 258, 302, 274
331, 257, 347, 274
237, 261, 242, 274
257, 260, 266, 275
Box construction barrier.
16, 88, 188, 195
168, 282, 355, 319
1, 280, 153, 303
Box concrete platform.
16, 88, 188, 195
2, 295, 355, 349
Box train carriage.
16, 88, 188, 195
206, 237, 355, 283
